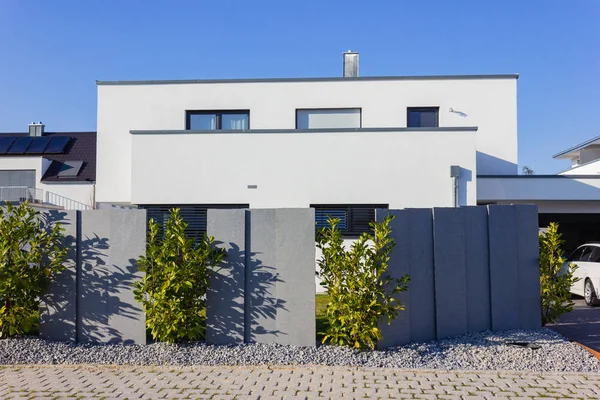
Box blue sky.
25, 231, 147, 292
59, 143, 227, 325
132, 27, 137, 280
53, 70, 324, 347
0, 0, 598, 173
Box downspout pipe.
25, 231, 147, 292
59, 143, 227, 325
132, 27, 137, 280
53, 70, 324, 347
450, 165, 460, 207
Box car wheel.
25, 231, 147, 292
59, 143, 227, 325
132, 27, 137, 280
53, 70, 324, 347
584, 279, 599, 307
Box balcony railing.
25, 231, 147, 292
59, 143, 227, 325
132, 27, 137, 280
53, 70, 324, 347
0, 187, 92, 210
0, 186, 43, 204
46, 191, 91, 210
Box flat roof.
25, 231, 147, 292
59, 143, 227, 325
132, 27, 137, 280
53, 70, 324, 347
553, 135, 600, 159
130, 127, 479, 135
97, 74, 519, 86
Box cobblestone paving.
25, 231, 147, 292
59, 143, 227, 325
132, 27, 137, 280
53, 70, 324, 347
1, 365, 600, 399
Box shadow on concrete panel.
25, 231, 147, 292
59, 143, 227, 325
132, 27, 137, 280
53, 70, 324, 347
77, 233, 142, 344
208, 241, 246, 344
208, 241, 286, 344
39, 210, 77, 342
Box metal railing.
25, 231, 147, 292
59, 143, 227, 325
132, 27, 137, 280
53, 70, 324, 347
0, 186, 44, 203
46, 191, 92, 210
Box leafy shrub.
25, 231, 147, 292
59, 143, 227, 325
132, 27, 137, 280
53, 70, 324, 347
539, 222, 579, 325
316, 215, 409, 349
134, 208, 225, 343
0, 202, 67, 338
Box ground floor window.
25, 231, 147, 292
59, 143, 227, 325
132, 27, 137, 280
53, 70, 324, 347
310, 204, 389, 237
138, 204, 249, 242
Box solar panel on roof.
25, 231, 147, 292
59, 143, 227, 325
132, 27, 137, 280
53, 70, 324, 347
7, 137, 33, 154
44, 136, 70, 153
0, 137, 16, 154
26, 137, 51, 153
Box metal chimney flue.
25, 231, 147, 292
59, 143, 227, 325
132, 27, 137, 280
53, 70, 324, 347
343, 51, 359, 78
28, 122, 44, 137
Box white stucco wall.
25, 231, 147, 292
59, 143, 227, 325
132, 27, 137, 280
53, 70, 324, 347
130, 130, 477, 208
492, 200, 600, 214
0, 157, 94, 207
560, 159, 600, 175
478, 177, 600, 202
97, 76, 517, 204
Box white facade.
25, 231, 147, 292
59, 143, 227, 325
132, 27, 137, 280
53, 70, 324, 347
0, 156, 94, 208
96, 75, 518, 207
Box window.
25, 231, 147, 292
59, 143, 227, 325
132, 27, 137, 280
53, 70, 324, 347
138, 204, 249, 242
407, 107, 439, 128
186, 110, 249, 130
296, 108, 361, 129
567, 246, 595, 262
311, 204, 388, 237
589, 247, 600, 263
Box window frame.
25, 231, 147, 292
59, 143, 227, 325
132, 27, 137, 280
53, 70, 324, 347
311, 204, 388, 237
186, 110, 250, 130
407, 106, 440, 128
295, 108, 362, 129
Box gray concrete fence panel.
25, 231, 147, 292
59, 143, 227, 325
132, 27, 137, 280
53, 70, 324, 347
206, 209, 246, 345
516, 205, 542, 330
39, 210, 78, 342
433, 207, 468, 339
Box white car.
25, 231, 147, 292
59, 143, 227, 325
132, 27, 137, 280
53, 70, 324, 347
564, 243, 600, 306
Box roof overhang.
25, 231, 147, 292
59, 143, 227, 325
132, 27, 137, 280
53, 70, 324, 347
553, 135, 600, 159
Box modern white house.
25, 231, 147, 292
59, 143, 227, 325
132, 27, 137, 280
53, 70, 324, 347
0, 123, 96, 210
95, 52, 519, 239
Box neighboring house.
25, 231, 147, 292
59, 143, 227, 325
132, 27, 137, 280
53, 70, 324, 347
0, 123, 96, 210
479, 136, 600, 252
95, 52, 519, 239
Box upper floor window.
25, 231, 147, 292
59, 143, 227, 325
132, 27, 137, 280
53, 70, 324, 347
311, 204, 388, 237
407, 107, 439, 128
296, 108, 361, 129
186, 110, 249, 130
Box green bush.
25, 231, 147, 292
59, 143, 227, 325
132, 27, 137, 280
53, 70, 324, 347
134, 208, 225, 343
539, 222, 579, 325
0, 202, 67, 338
316, 215, 409, 349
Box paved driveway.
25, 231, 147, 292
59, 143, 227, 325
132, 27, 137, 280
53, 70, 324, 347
1, 365, 600, 399
549, 298, 600, 353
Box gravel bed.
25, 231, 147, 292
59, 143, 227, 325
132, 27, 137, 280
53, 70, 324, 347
1, 328, 599, 372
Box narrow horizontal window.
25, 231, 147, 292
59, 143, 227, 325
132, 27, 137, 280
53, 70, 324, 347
407, 107, 439, 128
311, 204, 388, 237
186, 110, 249, 130
296, 108, 361, 129
138, 204, 249, 242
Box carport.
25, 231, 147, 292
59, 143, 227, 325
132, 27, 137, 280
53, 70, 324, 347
540, 213, 600, 255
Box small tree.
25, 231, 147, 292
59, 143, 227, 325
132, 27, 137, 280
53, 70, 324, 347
0, 202, 67, 338
522, 166, 535, 175
316, 215, 409, 349
134, 208, 225, 343
539, 222, 579, 325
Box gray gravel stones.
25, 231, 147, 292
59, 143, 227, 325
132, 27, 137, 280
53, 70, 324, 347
1, 328, 598, 372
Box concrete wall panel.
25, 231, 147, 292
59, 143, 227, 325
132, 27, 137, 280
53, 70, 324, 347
206, 209, 246, 345
377, 209, 435, 348
488, 205, 520, 331
516, 205, 542, 329
39, 210, 78, 342
247, 209, 279, 343
274, 209, 315, 346
78, 210, 146, 344
464, 206, 491, 332
433, 208, 468, 339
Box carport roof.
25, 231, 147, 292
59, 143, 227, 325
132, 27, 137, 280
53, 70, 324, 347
553, 135, 600, 159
